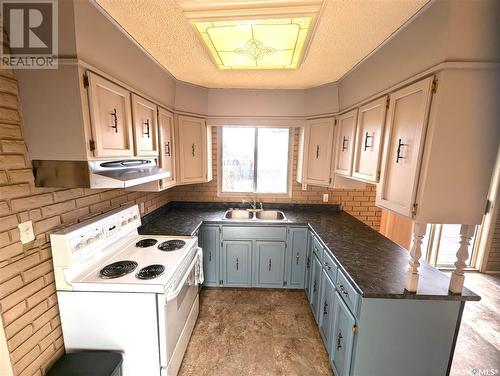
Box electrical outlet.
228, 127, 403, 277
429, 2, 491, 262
18, 220, 34, 244
140, 202, 145, 213
302, 183, 307, 191
323, 194, 329, 203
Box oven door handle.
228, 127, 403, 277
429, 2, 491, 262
165, 249, 200, 301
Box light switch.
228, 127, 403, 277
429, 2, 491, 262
323, 194, 329, 203
18, 220, 34, 244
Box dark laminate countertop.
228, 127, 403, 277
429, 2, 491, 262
139, 202, 479, 301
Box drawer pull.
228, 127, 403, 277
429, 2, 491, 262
364, 132, 373, 151
313, 280, 317, 293
296, 252, 300, 265
323, 262, 331, 271
191, 143, 195, 157
342, 136, 348, 152
396, 138, 407, 163
338, 284, 349, 296
208, 251, 211, 262
269, 259, 272, 271
306, 256, 310, 269
323, 301, 328, 315
165, 141, 171, 156
316, 145, 320, 159
143, 119, 151, 138
236, 257, 239, 271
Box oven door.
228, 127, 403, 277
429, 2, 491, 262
159, 248, 200, 374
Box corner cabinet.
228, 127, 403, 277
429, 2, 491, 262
176, 115, 213, 185
287, 227, 308, 289
297, 118, 335, 186
131, 94, 159, 156
87, 72, 135, 158
351, 97, 387, 183
334, 109, 358, 177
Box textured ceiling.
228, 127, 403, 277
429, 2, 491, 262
95, 0, 429, 89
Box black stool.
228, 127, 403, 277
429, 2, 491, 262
47, 351, 123, 376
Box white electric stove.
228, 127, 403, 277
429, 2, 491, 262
50, 204, 203, 376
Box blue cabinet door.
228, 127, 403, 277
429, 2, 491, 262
287, 227, 308, 289
223, 241, 252, 287
318, 269, 336, 353
330, 292, 356, 376
254, 241, 285, 287
310, 253, 322, 323
305, 232, 313, 300
199, 225, 220, 286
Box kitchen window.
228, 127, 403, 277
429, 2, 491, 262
221, 127, 290, 194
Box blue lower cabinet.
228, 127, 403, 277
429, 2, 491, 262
199, 225, 220, 286
254, 241, 285, 287
223, 241, 252, 287
287, 227, 308, 289
318, 269, 336, 352
330, 292, 356, 376
310, 253, 322, 323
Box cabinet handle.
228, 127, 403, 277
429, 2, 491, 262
306, 256, 310, 269
208, 251, 211, 262
338, 284, 348, 296
336, 331, 343, 350
324, 262, 331, 271
143, 119, 151, 138
323, 301, 328, 315
191, 143, 195, 157
296, 252, 300, 265
313, 280, 317, 293
236, 257, 239, 271
165, 141, 171, 156
269, 259, 272, 271
316, 145, 320, 159
364, 132, 373, 151
396, 138, 407, 163
342, 136, 348, 151
110, 108, 118, 133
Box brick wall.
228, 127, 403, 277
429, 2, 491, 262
0, 63, 171, 375
485, 211, 500, 272
169, 127, 382, 230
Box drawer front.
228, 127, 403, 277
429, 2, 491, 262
336, 270, 360, 316
222, 226, 287, 241
311, 236, 324, 262
322, 250, 337, 283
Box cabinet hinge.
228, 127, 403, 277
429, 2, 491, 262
352, 325, 358, 333
89, 139, 96, 151
386, 97, 390, 109
376, 170, 381, 180
83, 73, 89, 88
411, 203, 418, 217
432, 79, 438, 94
484, 199, 491, 215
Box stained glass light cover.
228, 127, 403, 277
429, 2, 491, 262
194, 17, 312, 70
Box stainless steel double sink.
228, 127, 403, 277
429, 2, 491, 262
223, 209, 287, 221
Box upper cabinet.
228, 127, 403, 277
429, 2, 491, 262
334, 109, 358, 177
297, 118, 335, 186
131, 94, 159, 156
377, 78, 432, 217
352, 97, 387, 183
158, 107, 176, 189
176, 115, 213, 185
87, 72, 135, 158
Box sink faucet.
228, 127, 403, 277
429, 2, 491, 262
242, 199, 257, 210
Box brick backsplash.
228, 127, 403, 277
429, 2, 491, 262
0, 56, 170, 375
169, 128, 382, 230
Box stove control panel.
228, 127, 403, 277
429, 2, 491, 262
51, 204, 142, 267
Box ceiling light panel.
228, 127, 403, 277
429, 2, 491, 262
194, 17, 312, 70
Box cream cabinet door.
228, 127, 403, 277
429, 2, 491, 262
87, 72, 134, 157
334, 109, 358, 176
352, 97, 387, 183
302, 118, 335, 186
377, 77, 433, 217
177, 115, 208, 184
132, 94, 158, 156
158, 107, 176, 188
